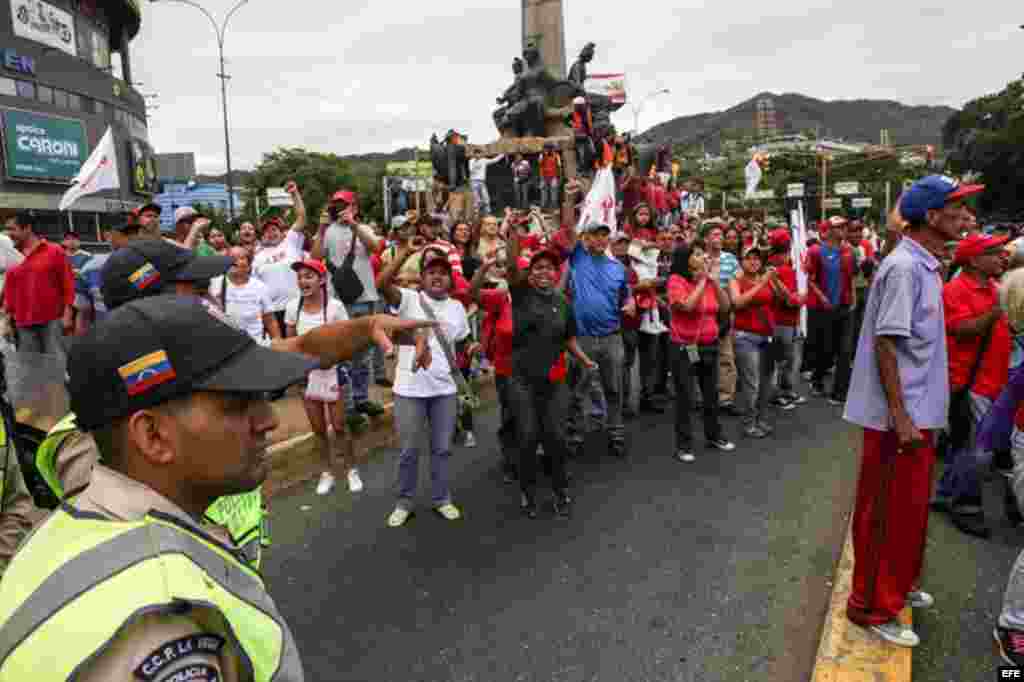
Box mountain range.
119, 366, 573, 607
639, 92, 957, 152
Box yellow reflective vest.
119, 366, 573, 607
35, 413, 267, 567
0, 505, 304, 681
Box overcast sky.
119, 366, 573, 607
132, 1, 1022, 174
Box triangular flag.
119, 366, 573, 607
59, 127, 119, 211
744, 156, 762, 199
575, 167, 618, 235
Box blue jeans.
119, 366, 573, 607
772, 325, 802, 396
568, 333, 625, 445
540, 178, 560, 209
344, 301, 375, 407
393, 394, 458, 507
936, 391, 991, 514
471, 180, 491, 215
734, 330, 774, 425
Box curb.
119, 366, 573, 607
262, 378, 498, 499
811, 520, 912, 681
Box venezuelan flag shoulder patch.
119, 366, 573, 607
118, 350, 176, 396
128, 262, 160, 291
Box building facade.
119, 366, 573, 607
153, 181, 244, 232
0, 0, 154, 240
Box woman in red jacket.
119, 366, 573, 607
731, 246, 779, 438
765, 229, 805, 408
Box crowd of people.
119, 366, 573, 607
6, 169, 1024, 674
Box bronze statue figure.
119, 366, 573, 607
567, 42, 595, 89
493, 57, 525, 134
494, 44, 577, 138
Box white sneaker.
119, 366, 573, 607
868, 620, 920, 648
906, 590, 934, 609
347, 468, 364, 493
387, 507, 411, 527
464, 431, 477, 448
315, 472, 336, 496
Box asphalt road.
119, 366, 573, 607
914, 461, 1024, 681
263, 397, 859, 682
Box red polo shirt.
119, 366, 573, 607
667, 275, 719, 345
3, 239, 74, 327
943, 272, 1011, 400
767, 254, 802, 327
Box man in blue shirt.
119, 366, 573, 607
564, 221, 634, 457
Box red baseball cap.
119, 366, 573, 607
331, 190, 357, 205
768, 228, 791, 249
291, 259, 327, 276
953, 234, 1010, 265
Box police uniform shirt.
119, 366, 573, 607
73, 465, 242, 682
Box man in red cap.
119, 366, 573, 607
804, 215, 859, 405
932, 232, 1011, 539
312, 188, 387, 418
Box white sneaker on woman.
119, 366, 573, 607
347, 468, 364, 493
315, 472, 336, 496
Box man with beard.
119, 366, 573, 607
843, 175, 981, 647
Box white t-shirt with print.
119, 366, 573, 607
284, 296, 349, 337
393, 288, 469, 399
251, 230, 306, 312
209, 276, 274, 343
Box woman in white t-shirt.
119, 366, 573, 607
376, 242, 470, 527
285, 259, 362, 496
210, 246, 282, 344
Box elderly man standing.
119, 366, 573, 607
3, 212, 74, 359
843, 175, 981, 648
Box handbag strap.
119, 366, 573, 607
343, 226, 359, 268
418, 293, 472, 395
965, 320, 997, 392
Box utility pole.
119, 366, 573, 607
820, 154, 829, 217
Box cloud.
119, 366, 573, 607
133, 1, 1022, 174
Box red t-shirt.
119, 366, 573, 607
943, 273, 1011, 400
540, 152, 560, 178
667, 275, 719, 345
803, 242, 857, 309
479, 288, 514, 377
860, 239, 876, 260
733, 277, 775, 336
3, 239, 74, 327
767, 256, 802, 327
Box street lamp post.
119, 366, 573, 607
150, 0, 250, 221
631, 88, 670, 136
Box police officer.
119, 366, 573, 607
0, 295, 314, 680
0, 418, 37, 578
35, 240, 432, 564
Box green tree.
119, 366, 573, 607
944, 78, 1024, 218
244, 147, 358, 224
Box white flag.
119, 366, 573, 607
790, 202, 809, 336
59, 127, 119, 211
575, 167, 618, 235
744, 157, 762, 199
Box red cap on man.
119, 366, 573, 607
953, 233, 1010, 265
769, 228, 791, 249
331, 190, 357, 205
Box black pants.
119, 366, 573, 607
672, 342, 722, 450
509, 375, 569, 495
808, 306, 854, 399
638, 331, 669, 401
494, 375, 518, 470
622, 329, 639, 411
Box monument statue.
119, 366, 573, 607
567, 41, 594, 88
567, 41, 622, 136
430, 130, 469, 190
494, 44, 577, 138
493, 57, 524, 134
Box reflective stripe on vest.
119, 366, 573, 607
0, 508, 304, 681
34, 413, 78, 498
0, 416, 8, 505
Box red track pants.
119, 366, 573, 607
847, 427, 935, 626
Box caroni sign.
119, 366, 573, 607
2, 108, 87, 182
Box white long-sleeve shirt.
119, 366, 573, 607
469, 155, 504, 183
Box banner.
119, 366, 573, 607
790, 202, 808, 336
2, 108, 87, 182
744, 156, 763, 199
385, 160, 434, 178
585, 73, 627, 105
11, 0, 76, 56
127, 137, 157, 194
59, 126, 118, 210
575, 167, 618, 235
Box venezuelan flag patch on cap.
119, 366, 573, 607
128, 262, 160, 291
118, 350, 176, 396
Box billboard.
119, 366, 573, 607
385, 160, 434, 178
1, 108, 88, 182
10, 0, 77, 56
